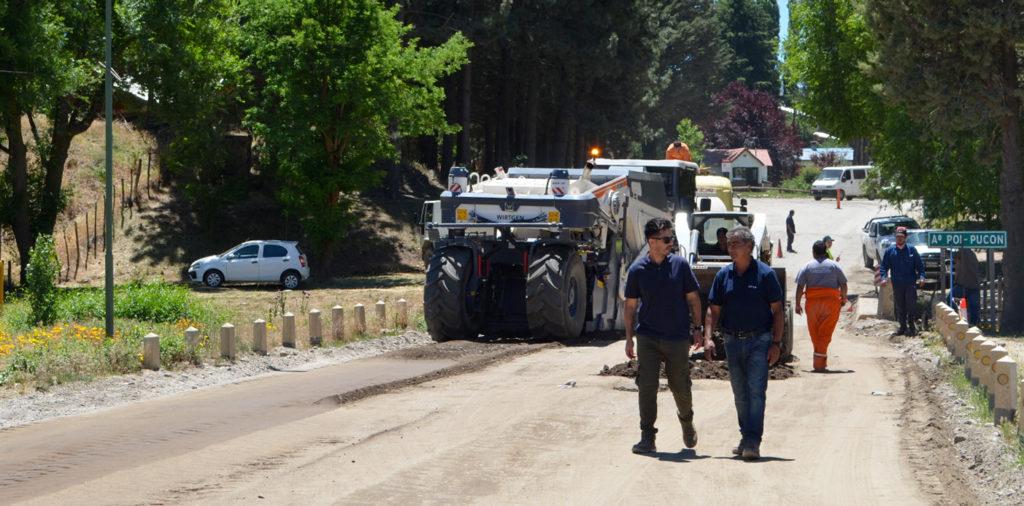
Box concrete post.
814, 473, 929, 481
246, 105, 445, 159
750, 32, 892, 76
332, 305, 344, 341
354, 304, 366, 334
977, 340, 997, 389
397, 299, 408, 328
253, 319, 267, 355
993, 357, 1017, 425
282, 313, 296, 348
966, 335, 987, 384
185, 326, 200, 349
309, 309, 322, 347
220, 323, 236, 360
143, 333, 160, 370
1019, 379, 1024, 434
987, 346, 1009, 410
878, 282, 894, 320
949, 321, 970, 360
375, 300, 387, 330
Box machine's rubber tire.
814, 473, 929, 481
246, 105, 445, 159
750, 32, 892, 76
424, 248, 480, 341
203, 270, 224, 288
813, 195, 822, 201
526, 247, 586, 340
280, 270, 301, 290
863, 246, 874, 269
839, 189, 847, 201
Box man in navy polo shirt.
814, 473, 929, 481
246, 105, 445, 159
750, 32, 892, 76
624, 218, 705, 455
880, 226, 926, 336
702, 226, 784, 460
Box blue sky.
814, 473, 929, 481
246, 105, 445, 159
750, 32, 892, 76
777, 0, 789, 57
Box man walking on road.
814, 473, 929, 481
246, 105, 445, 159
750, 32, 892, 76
624, 218, 704, 455
795, 241, 848, 371
880, 226, 926, 336
701, 226, 785, 460
786, 210, 797, 253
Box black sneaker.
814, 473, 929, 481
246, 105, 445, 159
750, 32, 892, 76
732, 441, 745, 455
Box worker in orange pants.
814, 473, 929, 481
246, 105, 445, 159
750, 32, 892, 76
794, 241, 848, 371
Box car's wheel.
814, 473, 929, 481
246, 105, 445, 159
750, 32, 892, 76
424, 248, 480, 341
280, 270, 301, 290
203, 270, 224, 288
863, 247, 874, 269
813, 195, 822, 201
839, 189, 847, 200
526, 247, 587, 340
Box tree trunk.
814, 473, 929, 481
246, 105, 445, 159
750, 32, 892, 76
3, 104, 32, 284
997, 45, 1024, 332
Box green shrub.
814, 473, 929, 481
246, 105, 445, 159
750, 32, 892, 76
25, 235, 61, 325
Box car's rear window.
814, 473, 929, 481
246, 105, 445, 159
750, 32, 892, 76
263, 244, 288, 258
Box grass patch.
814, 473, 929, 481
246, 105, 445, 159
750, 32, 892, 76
0, 282, 225, 388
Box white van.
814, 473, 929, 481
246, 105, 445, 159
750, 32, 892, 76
811, 165, 872, 200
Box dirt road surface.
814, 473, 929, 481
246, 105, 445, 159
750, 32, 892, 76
1, 198, 981, 504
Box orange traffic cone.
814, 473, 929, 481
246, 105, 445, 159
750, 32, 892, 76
777, 239, 783, 258
959, 297, 968, 321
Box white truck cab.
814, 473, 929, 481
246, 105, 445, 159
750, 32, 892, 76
812, 165, 872, 201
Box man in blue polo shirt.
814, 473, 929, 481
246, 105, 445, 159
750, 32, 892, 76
702, 226, 784, 460
880, 226, 926, 336
624, 217, 705, 455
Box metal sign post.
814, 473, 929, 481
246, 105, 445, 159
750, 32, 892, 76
928, 231, 1007, 329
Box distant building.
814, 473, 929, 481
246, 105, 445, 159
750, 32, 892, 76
701, 148, 774, 186
798, 147, 854, 167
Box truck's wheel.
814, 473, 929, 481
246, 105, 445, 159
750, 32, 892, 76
813, 195, 822, 201
863, 246, 874, 269
526, 247, 586, 340
839, 189, 847, 200
424, 248, 480, 341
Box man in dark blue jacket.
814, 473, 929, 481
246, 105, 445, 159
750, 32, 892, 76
880, 226, 926, 336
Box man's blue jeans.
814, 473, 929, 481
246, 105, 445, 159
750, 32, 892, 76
724, 331, 771, 447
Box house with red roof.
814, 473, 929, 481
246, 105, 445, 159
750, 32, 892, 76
701, 148, 774, 186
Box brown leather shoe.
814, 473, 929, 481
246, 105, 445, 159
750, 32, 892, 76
681, 420, 698, 449
632, 431, 656, 454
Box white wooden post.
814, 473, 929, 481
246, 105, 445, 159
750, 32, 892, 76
282, 312, 296, 348
143, 333, 160, 370
253, 319, 267, 355
332, 305, 344, 341
220, 323, 236, 360
309, 309, 322, 346
354, 304, 366, 334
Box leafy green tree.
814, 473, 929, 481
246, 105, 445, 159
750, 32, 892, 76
782, 0, 880, 158
716, 0, 780, 93
25, 234, 60, 325
865, 0, 1024, 331
675, 118, 706, 164
240, 0, 470, 265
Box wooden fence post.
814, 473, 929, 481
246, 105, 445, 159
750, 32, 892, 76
375, 300, 386, 330
353, 304, 366, 334
397, 299, 408, 328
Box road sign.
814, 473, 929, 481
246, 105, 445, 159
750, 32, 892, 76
927, 231, 1007, 249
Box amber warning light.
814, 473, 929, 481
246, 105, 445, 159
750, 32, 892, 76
590, 147, 600, 157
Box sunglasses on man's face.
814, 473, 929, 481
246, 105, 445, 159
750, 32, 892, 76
651, 235, 674, 244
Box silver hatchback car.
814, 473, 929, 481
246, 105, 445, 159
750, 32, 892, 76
188, 240, 310, 289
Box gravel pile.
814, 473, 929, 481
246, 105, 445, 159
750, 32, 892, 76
0, 331, 434, 430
